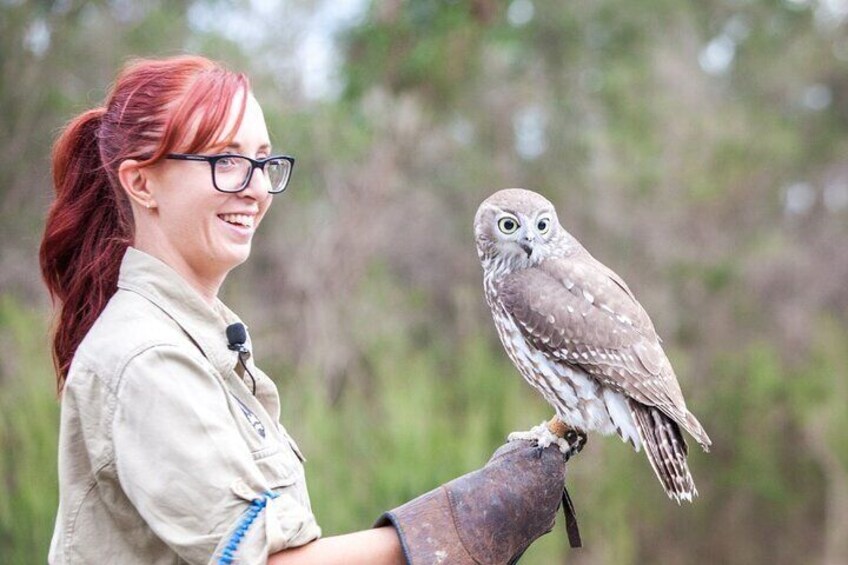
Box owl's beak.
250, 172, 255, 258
519, 242, 533, 257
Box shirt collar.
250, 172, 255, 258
117, 247, 247, 376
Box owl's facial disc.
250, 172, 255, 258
474, 193, 570, 269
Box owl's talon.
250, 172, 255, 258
508, 421, 573, 454
561, 431, 588, 462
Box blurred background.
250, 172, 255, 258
2, 0, 848, 563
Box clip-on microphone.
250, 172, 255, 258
227, 323, 256, 395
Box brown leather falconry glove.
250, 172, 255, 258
374, 439, 580, 565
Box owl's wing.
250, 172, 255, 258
497, 253, 710, 448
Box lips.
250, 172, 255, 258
218, 213, 256, 229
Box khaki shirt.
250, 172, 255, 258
49, 247, 321, 565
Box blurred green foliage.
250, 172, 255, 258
0, 298, 60, 563
2, 1, 848, 564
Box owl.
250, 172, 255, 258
474, 188, 711, 503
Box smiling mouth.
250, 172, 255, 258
218, 213, 255, 229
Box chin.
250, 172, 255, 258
219, 244, 252, 272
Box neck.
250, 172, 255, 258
133, 238, 225, 306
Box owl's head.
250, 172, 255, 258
474, 188, 571, 270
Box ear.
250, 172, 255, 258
118, 159, 157, 209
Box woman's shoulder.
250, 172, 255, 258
69, 289, 196, 391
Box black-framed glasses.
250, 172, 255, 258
166, 153, 295, 194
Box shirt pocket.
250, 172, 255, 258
251, 443, 302, 490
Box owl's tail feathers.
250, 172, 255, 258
629, 400, 698, 504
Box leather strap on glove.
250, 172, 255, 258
375, 440, 579, 565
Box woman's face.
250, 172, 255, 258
141, 91, 274, 296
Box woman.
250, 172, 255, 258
41, 55, 569, 565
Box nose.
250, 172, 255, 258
240, 164, 271, 201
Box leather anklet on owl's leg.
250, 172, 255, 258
546, 419, 584, 547
548, 417, 587, 461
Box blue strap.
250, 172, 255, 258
217, 490, 280, 564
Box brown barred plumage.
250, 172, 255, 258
475, 189, 710, 503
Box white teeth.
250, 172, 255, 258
219, 213, 255, 228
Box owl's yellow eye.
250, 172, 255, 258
536, 217, 550, 234
498, 216, 519, 234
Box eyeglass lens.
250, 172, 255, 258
213, 156, 290, 193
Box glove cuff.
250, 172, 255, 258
374, 485, 477, 565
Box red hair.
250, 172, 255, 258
40, 55, 250, 391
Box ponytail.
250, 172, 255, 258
40, 108, 132, 390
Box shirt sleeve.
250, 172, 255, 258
112, 344, 319, 565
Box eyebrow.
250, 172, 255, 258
224, 141, 273, 153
